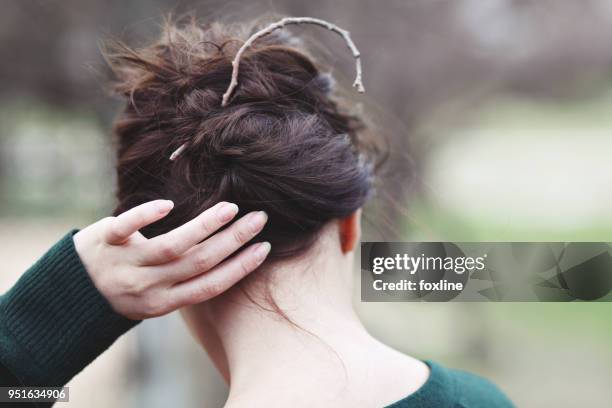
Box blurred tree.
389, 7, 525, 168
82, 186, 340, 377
3, 0, 612, 228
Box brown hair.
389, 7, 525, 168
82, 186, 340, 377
106, 16, 380, 259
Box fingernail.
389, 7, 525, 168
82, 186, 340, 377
248, 211, 268, 233
157, 200, 174, 213
218, 202, 239, 222
254, 242, 271, 263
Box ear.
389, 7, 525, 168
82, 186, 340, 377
339, 210, 361, 254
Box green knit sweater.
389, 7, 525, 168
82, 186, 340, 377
386, 360, 515, 408
1, 231, 514, 408
0, 231, 138, 391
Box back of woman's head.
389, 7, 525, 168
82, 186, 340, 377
107, 16, 378, 258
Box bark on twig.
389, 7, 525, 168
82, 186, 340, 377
171, 17, 364, 160
221, 16, 364, 107
169, 143, 187, 161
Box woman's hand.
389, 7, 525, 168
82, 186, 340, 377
73, 200, 270, 320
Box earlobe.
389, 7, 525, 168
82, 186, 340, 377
340, 211, 361, 254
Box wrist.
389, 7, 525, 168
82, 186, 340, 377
0, 230, 139, 386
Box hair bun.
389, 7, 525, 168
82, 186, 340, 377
109, 16, 379, 258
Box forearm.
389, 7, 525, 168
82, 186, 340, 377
0, 231, 138, 388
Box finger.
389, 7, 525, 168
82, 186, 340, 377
140, 201, 240, 265
168, 241, 271, 307
105, 200, 174, 245
153, 210, 268, 282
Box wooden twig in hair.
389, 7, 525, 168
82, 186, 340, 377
221, 16, 365, 107
169, 143, 187, 161
170, 17, 365, 161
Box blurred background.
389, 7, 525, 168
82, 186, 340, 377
1, 0, 612, 407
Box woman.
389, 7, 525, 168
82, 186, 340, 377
107, 16, 515, 407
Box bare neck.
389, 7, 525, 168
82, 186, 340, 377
211, 234, 371, 379
182, 230, 429, 407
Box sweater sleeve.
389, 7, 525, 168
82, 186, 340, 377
0, 230, 139, 388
